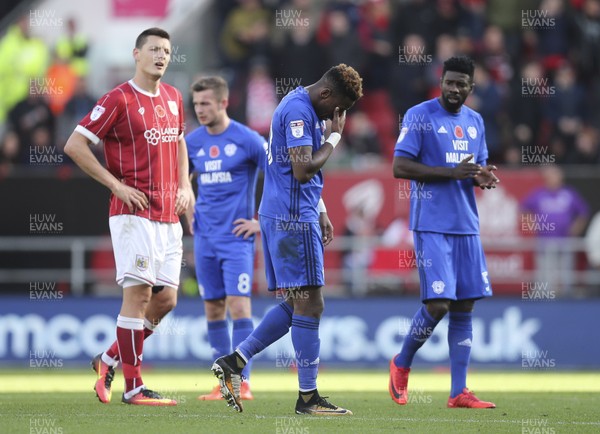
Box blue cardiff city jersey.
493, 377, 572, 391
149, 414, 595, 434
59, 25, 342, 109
186, 120, 267, 238
259, 87, 326, 223
394, 98, 488, 235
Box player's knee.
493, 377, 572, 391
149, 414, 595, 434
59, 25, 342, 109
450, 299, 475, 313
293, 291, 324, 318
158, 289, 177, 314
227, 298, 251, 319
425, 300, 450, 321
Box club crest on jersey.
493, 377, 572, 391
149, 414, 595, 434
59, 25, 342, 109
154, 105, 166, 118
90, 105, 105, 121
167, 100, 179, 116
224, 143, 237, 157
138, 107, 145, 116
432, 280, 445, 294
209, 145, 220, 158
290, 120, 304, 138
135, 254, 149, 271
467, 126, 477, 139
454, 125, 464, 139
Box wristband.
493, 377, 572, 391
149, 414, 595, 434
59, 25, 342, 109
327, 132, 341, 148
317, 198, 327, 213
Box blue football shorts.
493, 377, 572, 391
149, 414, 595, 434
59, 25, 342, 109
413, 231, 493, 301
260, 216, 325, 291
193, 235, 255, 300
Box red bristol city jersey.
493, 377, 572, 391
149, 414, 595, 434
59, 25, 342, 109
75, 80, 184, 223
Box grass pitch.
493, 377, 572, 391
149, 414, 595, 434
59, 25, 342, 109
1, 368, 599, 433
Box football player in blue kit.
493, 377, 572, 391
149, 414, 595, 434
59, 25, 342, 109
186, 76, 267, 401
389, 56, 499, 409
212, 64, 363, 415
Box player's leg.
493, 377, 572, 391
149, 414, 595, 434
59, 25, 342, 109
232, 224, 293, 365
221, 238, 256, 399
213, 216, 293, 411
390, 231, 455, 405
120, 218, 179, 406
227, 295, 254, 399
118, 282, 151, 399
194, 233, 232, 400
289, 222, 351, 416
447, 235, 494, 409
100, 285, 169, 367
92, 215, 155, 404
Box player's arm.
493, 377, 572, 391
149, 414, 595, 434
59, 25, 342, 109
175, 135, 195, 215
233, 131, 265, 239
393, 154, 482, 182
64, 131, 148, 212
290, 107, 345, 184
318, 197, 333, 246
184, 173, 196, 234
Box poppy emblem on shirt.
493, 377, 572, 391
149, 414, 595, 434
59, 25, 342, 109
155, 105, 166, 118
454, 125, 464, 139
209, 145, 220, 158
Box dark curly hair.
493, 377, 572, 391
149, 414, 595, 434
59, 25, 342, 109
442, 56, 475, 80
322, 64, 363, 101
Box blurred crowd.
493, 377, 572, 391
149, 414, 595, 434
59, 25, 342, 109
0, 14, 96, 177
3, 0, 600, 176
213, 0, 600, 168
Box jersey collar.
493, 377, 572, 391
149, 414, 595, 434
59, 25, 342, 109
128, 79, 161, 97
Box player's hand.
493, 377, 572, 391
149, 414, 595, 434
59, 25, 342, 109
175, 185, 195, 216
474, 165, 500, 189
452, 154, 481, 180
232, 218, 260, 239
112, 182, 148, 213
331, 107, 346, 135
319, 212, 334, 246
185, 210, 195, 235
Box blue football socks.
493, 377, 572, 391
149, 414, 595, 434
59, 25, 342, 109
394, 305, 440, 368
236, 302, 293, 361
448, 311, 473, 398
291, 314, 320, 392
232, 318, 254, 380
207, 319, 230, 360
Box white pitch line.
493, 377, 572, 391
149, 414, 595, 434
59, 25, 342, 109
6, 413, 600, 426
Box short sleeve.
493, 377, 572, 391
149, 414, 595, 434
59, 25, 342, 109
476, 115, 488, 166
185, 130, 199, 174
283, 103, 313, 149
75, 91, 122, 145
394, 107, 422, 159
247, 129, 268, 170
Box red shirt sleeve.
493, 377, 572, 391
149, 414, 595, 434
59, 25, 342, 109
75, 90, 123, 145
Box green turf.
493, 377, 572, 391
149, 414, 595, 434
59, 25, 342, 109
1, 370, 599, 434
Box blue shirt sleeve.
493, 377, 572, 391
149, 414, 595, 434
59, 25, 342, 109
283, 102, 314, 149
476, 114, 488, 166
185, 132, 197, 174
246, 128, 268, 170
394, 107, 422, 159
